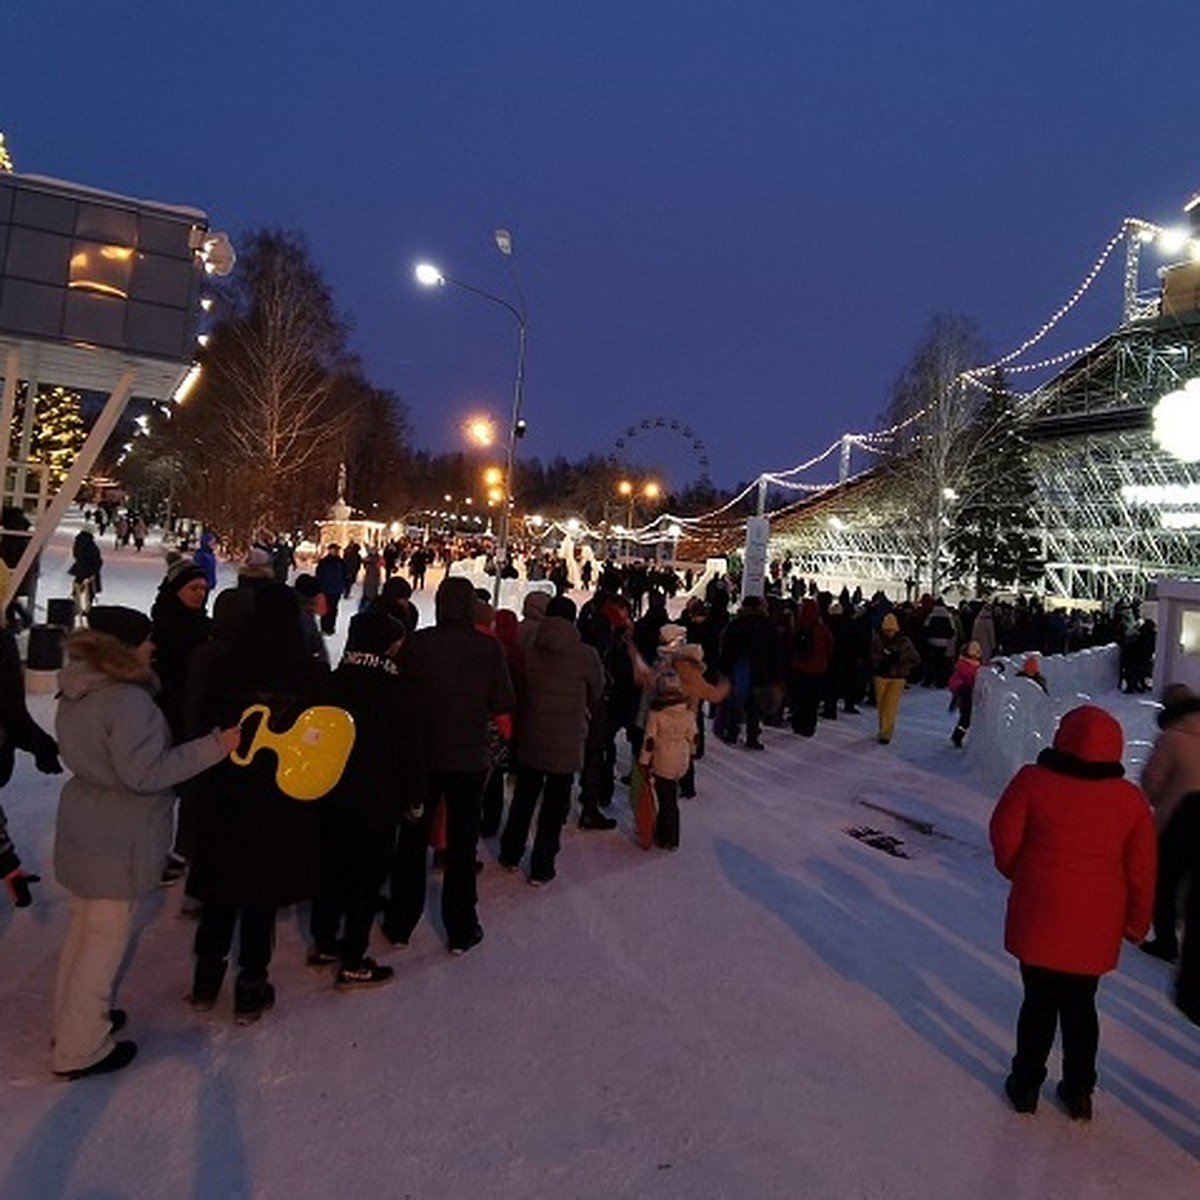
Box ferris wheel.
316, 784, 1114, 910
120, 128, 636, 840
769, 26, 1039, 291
608, 416, 712, 485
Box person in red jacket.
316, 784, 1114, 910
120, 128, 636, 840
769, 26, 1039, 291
989, 704, 1156, 1121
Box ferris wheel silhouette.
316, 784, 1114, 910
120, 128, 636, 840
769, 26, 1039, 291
608, 416, 712, 484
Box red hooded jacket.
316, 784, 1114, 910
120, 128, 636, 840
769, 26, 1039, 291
989, 705, 1156, 976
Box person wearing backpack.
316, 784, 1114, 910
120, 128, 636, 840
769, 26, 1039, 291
788, 598, 833, 737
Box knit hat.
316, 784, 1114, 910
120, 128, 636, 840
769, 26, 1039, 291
346, 609, 404, 655
245, 547, 272, 568
293, 574, 321, 600
164, 559, 206, 594
87, 606, 153, 647
881, 613, 899, 634
658, 623, 687, 647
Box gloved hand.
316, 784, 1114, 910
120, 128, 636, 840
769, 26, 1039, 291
4, 868, 40, 907
36, 747, 63, 774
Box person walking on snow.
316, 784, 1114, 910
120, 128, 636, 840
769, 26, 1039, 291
990, 704, 1155, 1120
869, 612, 920, 745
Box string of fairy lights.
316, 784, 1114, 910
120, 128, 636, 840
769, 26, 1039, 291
537, 214, 1188, 555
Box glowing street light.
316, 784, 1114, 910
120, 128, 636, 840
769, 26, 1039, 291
616, 478, 662, 559
465, 416, 496, 447
415, 231, 527, 603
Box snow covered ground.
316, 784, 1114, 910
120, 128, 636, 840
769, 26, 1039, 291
1, 516, 1198, 1199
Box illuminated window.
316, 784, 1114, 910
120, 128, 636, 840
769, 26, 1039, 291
68, 241, 134, 299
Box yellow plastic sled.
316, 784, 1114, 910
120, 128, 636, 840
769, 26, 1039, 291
231, 704, 356, 801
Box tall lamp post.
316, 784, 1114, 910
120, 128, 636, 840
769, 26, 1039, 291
616, 478, 661, 560
416, 229, 527, 604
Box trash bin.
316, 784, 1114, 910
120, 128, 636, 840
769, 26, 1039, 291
46, 598, 75, 628
26, 624, 65, 671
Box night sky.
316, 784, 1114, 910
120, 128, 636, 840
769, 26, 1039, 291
5, 2, 1200, 494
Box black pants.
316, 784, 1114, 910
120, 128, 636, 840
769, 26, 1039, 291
311, 815, 395, 966
1151, 793, 1200, 953
319, 594, 339, 635
653, 777, 681, 848
195, 902, 277, 982
1012, 963, 1100, 1095
725, 685, 769, 744
577, 698, 611, 816
388, 769, 486, 946
1177, 864, 1200, 1025
500, 766, 573, 879
480, 765, 507, 838
789, 673, 823, 736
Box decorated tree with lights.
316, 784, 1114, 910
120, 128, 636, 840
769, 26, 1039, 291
9, 385, 87, 488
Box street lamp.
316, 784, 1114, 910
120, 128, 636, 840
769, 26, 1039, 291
616, 478, 661, 560
415, 229, 527, 604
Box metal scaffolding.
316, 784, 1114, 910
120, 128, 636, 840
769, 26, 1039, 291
752, 308, 1200, 602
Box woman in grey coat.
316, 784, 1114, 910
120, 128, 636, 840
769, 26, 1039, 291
499, 595, 603, 884
51, 606, 237, 1080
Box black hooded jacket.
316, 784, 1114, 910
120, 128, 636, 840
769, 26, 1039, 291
400, 577, 515, 773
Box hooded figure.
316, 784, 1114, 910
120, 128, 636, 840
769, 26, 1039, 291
989, 704, 1155, 1119
788, 597, 834, 737
386, 577, 515, 954
499, 593, 603, 884
52, 608, 235, 1076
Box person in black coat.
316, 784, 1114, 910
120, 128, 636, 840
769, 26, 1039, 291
314, 545, 345, 635
717, 595, 779, 749
151, 561, 212, 742
150, 559, 212, 880
384, 577, 514, 955
0, 625, 62, 905
308, 610, 425, 987
185, 583, 329, 1021
69, 528, 103, 620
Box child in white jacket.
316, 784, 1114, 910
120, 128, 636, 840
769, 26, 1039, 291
639, 669, 696, 849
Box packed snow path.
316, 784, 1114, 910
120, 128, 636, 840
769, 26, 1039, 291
1, 518, 1197, 1199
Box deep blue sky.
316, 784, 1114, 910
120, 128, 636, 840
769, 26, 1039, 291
5, 2, 1200, 492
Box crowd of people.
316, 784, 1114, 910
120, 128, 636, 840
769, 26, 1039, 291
0, 526, 1195, 1121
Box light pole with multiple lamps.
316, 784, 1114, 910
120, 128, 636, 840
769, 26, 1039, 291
415, 229, 527, 604
616, 478, 661, 561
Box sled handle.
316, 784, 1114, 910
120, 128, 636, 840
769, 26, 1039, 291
229, 704, 271, 767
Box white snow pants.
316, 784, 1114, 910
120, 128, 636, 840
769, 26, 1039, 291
52, 895, 133, 1074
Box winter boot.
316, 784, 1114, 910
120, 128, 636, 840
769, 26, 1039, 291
188, 959, 227, 1011
1056, 1081, 1093, 1122
951, 725, 966, 748
335, 957, 394, 990
233, 977, 276, 1025
1004, 1073, 1040, 1114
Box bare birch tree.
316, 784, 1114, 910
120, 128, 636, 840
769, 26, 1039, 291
884, 314, 987, 596
202, 229, 352, 538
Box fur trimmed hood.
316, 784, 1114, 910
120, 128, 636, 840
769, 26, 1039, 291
60, 629, 157, 699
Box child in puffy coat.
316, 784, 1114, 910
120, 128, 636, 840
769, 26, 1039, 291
947, 640, 983, 748
639, 670, 697, 850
